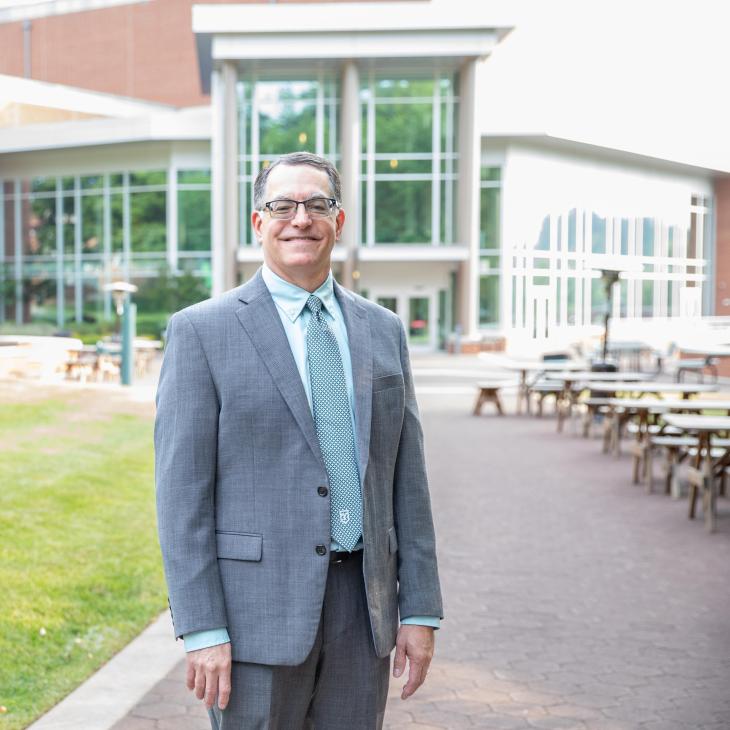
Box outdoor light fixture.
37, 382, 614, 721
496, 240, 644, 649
104, 281, 138, 316
591, 267, 621, 363
103, 281, 138, 386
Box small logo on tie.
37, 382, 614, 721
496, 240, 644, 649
339, 509, 350, 525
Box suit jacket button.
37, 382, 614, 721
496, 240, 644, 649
315, 545, 327, 556
317, 486, 328, 497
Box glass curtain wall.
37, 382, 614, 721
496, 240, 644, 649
360, 73, 459, 246
237, 75, 339, 247
0, 170, 212, 328
508, 200, 709, 333
479, 166, 501, 327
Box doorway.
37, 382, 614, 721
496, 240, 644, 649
372, 290, 437, 351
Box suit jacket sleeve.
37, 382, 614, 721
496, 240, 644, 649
155, 311, 229, 639
392, 319, 444, 621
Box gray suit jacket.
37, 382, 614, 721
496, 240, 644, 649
155, 269, 443, 665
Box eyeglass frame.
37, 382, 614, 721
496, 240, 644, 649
262, 196, 340, 220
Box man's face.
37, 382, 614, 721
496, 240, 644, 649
252, 164, 345, 285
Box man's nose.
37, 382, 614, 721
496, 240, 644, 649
291, 202, 313, 225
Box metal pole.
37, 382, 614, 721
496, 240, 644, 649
121, 296, 136, 386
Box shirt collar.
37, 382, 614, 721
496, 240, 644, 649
261, 264, 337, 323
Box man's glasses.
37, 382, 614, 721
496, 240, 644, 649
263, 197, 339, 220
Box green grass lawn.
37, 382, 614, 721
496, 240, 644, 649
0, 392, 166, 729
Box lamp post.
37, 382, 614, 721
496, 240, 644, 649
597, 268, 620, 363
104, 281, 138, 386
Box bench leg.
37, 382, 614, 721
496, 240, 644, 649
687, 466, 704, 519
472, 390, 486, 416
492, 392, 504, 416
705, 476, 717, 533
646, 445, 654, 494
632, 448, 641, 485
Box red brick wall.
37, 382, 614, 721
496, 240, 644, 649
0, 0, 396, 107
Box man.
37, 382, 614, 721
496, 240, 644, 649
155, 151, 442, 729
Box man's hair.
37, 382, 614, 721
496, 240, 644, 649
252, 151, 342, 210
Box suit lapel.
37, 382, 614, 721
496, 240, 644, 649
234, 270, 324, 470
334, 281, 373, 486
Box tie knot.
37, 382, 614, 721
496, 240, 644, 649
306, 295, 323, 317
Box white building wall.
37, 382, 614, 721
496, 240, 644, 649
498, 141, 713, 354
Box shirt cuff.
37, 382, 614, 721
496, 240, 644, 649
183, 627, 231, 652
400, 616, 440, 629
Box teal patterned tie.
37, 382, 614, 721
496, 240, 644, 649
305, 294, 363, 551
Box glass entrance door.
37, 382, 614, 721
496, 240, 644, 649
376, 297, 398, 314
370, 290, 437, 350
408, 296, 430, 347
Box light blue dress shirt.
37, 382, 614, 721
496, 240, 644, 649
184, 266, 438, 652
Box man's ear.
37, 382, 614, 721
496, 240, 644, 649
251, 209, 264, 242
335, 208, 346, 240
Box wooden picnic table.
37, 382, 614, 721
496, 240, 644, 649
601, 398, 730, 486
585, 382, 718, 398
548, 372, 654, 432
496, 359, 588, 415
661, 414, 730, 532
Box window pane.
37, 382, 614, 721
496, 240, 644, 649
481, 167, 501, 182
375, 158, 431, 174
239, 180, 251, 246
373, 78, 434, 99
535, 216, 550, 251
408, 296, 430, 344
375, 103, 432, 154
3, 186, 16, 259
591, 278, 606, 324
23, 272, 58, 324
592, 213, 606, 254
26, 196, 57, 256
257, 81, 318, 157
374, 180, 431, 243
642, 218, 654, 256
642, 280, 653, 316
82, 195, 103, 254
480, 187, 500, 249
178, 169, 211, 185
81, 175, 103, 190
111, 193, 124, 253
178, 190, 211, 252
479, 275, 499, 325
130, 170, 166, 187
31, 177, 56, 195
568, 209, 577, 252
63, 195, 75, 255
130, 191, 166, 252
376, 297, 397, 314
440, 177, 456, 245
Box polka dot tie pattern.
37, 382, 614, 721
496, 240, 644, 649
305, 294, 363, 551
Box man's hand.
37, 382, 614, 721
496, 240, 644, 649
392, 625, 435, 700
186, 642, 232, 711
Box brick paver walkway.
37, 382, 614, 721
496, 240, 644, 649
114, 362, 730, 730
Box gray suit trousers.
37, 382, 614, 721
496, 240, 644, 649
208, 551, 390, 730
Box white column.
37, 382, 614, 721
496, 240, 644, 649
456, 57, 480, 338
211, 61, 239, 296
339, 60, 361, 288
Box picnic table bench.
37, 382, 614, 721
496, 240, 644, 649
472, 381, 512, 416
